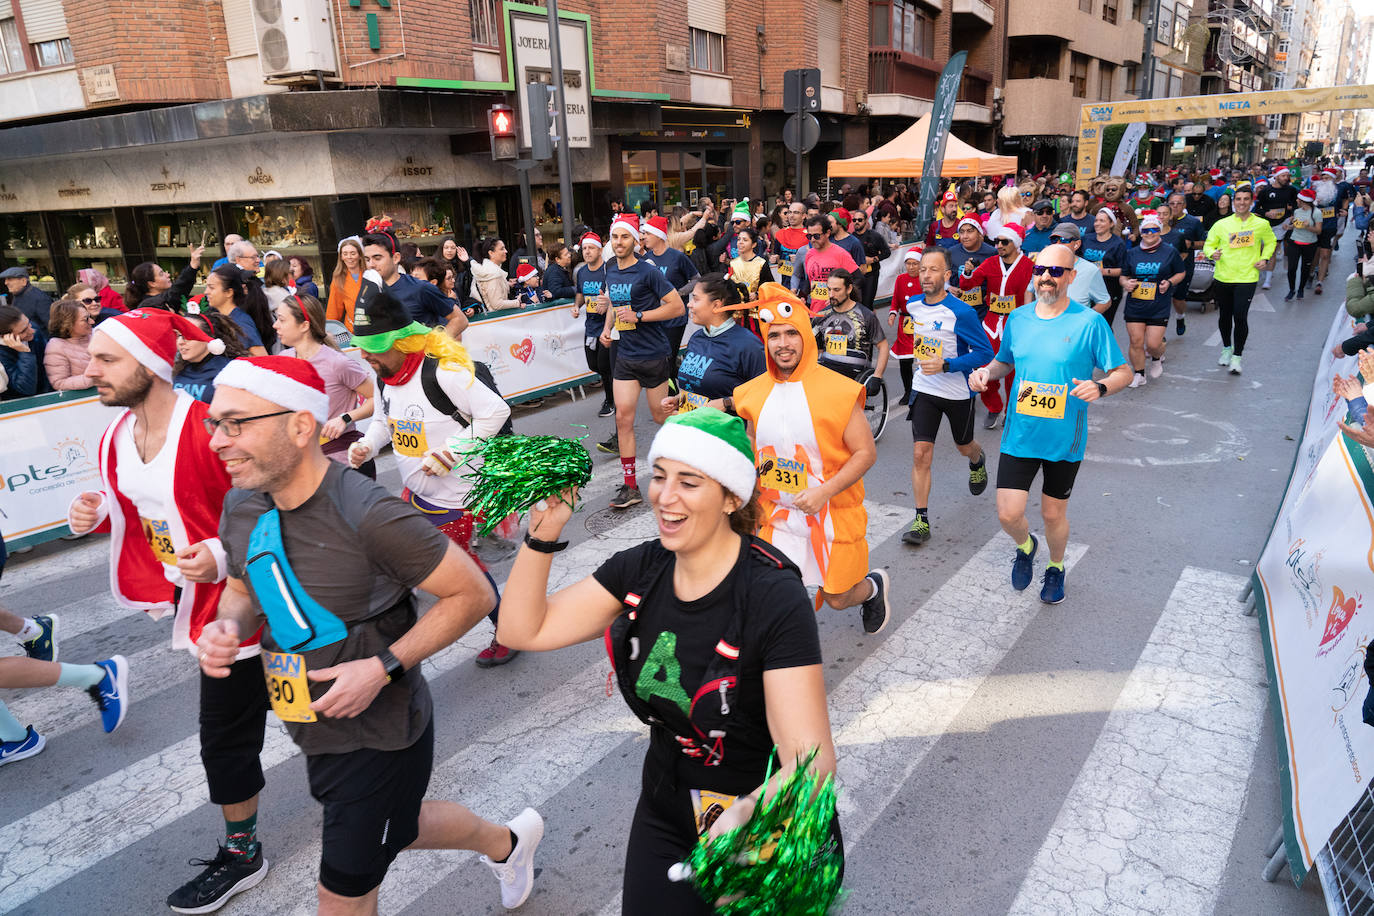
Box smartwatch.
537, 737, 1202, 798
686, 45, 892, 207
1095, 381, 1108, 399
376, 648, 405, 684
941, 359, 951, 373
340, 412, 353, 425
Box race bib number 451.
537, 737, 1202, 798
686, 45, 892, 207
1016, 380, 1068, 419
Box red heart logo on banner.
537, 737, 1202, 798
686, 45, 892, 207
510, 338, 534, 364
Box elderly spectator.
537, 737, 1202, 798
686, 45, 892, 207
1, 266, 54, 333
0, 304, 49, 399
41, 299, 96, 390
210, 233, 243, 270
77, 268, 126, 315
289, 255, 319, 299
227, 239, 261, 272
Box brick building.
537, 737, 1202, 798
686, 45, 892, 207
0, 0, 871, 291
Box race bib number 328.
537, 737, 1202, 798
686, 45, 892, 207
1016, 380, 1068, 419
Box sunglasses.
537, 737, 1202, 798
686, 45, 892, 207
994, 238, 1013, 245
1141, 227, 1160, 235
806, 232, 824, 239
1048, 235, 1073, 243
1032, 265, 1069, 278
1021, 192, 1034, 198
79, 296, 97, 304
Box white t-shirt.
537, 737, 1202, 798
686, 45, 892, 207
985, 207, 1030, 240
114, 417, 185, 585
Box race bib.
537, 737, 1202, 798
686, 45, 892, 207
810, 281, 829, 310
901, 315, 914, 335
825, 333, 847, 356
778, 260, 793, 278
1229, 231, 1255, 249
262, 650, 317, 724
1016, 380, 1068, 419
1130, 281, 1157, 301
1293, 218, 1309, 230
390, 418, 428, 457
614, 312, 636, 332
691, 789, 738, 836
141, 517, 177, 566
989, 294, 1017, 315
678, 391, 708, 414
585, 299, 603, 314
957, 287, 983, 308
1323, 207, 1336, 219
914, 335, 942, 362
760, 455, 809, 493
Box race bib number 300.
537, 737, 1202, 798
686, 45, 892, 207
1016, 380, 1068, 419
390, 418, 428, 457
761, 456, 809, 493
262, 650, 317, 724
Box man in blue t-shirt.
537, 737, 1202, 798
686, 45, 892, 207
362, 232, 466, 336
642, 216, 700, 382
1162, 192, 1204, 336
572, 232, 613, 418
596, 215, 685, 510
968, 244, 1130, 605
1022, 202, 1057, 256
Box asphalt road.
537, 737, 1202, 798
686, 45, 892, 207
0, 238, 1352, 915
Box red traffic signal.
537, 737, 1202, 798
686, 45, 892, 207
489, 105, 516, 138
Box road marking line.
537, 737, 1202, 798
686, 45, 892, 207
1006, 567, 1265, 916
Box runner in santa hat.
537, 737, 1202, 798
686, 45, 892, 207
1205, 168, 1230, 202
64, 308, 273, 913
571, 231, 616, 417
1284, 187, 1321, 299
957, 222, 1033, 429
1312, 167, 1343, 294
641, 213, 700, 385
888, 247, 926, 404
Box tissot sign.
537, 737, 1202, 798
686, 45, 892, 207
509, 11, 592, 149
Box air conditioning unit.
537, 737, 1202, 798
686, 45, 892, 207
252, 0, 338, 79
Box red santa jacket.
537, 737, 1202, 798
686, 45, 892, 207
959, 251, 1034, 341
70, 391, 260, 658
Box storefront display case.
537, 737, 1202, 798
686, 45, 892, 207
367, 194, 454, 252
61, 210, 126, 286
530, 185, 564, 247
468, 193, 502, 243
1, 213, 57, 292
226, 200, 320, 263
145, 205, 219, 292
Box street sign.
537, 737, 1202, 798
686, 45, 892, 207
783, 68, 821, 114
783, 113, 820, 155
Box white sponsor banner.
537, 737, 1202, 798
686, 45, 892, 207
1254, 300, 1374, 881
462, 303, 594, 399
1109, 122, 1148, 176
0, 393, 120, 548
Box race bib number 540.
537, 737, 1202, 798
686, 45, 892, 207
1016, 380, 1068, 419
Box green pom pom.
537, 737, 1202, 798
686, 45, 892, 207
447, 434, 593, 537
683, 750, 845, 914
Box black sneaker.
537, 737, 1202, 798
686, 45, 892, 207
900, 515, 930, 546
983, 410, 1001, 430
597, 399, 615, 418
1175, 316, 1186, 336
167, 844, 269, 914
610, 484, 643, 510
596, 434, 619, 454
20, 614, 58, 662
860, 570, 890, 635
968, 459, 988, 496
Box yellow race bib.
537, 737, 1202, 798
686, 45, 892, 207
1229, 231, 1255, 249
614, 311, 636, 332
914, 335, 942, 362
1293, 218, 1309, 230
677, 391, 708, 414
262, 650, 317, 724
1323, 207, 1336, 219
691, 789, 738, 836
901, 315, 915, 335
824, 333, 846, 356
810, 281, 829, 311
761, 456, 809, 493
989, 294, 1017, 315
390, 418, 428, 457
778, 260, 793, 278
957, 287, 983, 308
1016, 380, 1068, 419
141, 517, 177, 566
1130, 281, 1157, 301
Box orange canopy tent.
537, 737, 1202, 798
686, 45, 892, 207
827, 113, 1017, 178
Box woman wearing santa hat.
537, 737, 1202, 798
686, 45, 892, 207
1285, 188, 1321, 300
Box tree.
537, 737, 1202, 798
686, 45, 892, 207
1218, 118, 1262, 164
1099, 124, 1129, 172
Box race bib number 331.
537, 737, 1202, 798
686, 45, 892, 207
761, 456, 809, 493
1016, 380, 1068, 419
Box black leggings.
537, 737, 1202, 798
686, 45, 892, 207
1215, 281, 1257, 355
1286, 241, 1316, 293
584, 337, 612, 398
1101, 278, 1123, 327
897, 358, 914, 402
199, 657, 270, 806
666, 325, 687, 382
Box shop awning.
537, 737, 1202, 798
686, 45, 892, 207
827, 113, 1017, 178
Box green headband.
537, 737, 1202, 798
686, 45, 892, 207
351, 321, 431, 354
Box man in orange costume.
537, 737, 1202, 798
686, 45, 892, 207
733, 283, 891, 635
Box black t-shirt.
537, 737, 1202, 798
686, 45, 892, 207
593, 537, 822, 793
1256, 185, 1298, 226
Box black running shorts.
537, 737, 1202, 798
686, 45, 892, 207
996, 453, 1082, 501
908, 392, 977, 445
613, 355, 674, 388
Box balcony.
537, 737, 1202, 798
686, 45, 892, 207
868, 49, 938, 98
952, 0, 995, 27
868, 52, 993, 122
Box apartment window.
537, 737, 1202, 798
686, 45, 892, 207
869, 1, 889, 48
872, 0, 934, 57
32, 36, 70, 66
1102, 0, 1117, 25
469, 0, 500, 48
1124, 62, 1139, 93
1070, 52, 1089, 97
0, 17, 24, 73
1098, 61, 1116, 98
689, 27, 725, 73
1131, 0, 1146, 20
1079, 0, 1092, 12
1172, 0, 1188, 50
1008, 38, 1060, 79
1156, 3, 1173, 44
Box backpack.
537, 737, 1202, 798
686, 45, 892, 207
378, 355, 515, 437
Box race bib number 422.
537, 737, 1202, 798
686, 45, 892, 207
1016, 380, 1068, 419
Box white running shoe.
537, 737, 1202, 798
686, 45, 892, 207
1128, 372, 1147, 388
1218, 346, 1233, 366
482, 807, 544, 909
1229, 354, 1243, 375
1148, 357, 1164, 379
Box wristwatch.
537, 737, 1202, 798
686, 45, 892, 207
524, 532, 569, 553
941, 359, 951, 373
340, 412, 353, 425
376, 648, 405, 684
634, 310, 644, 322
1095, 381, 1108, 398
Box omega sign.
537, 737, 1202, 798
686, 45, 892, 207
509, 11, 592, 149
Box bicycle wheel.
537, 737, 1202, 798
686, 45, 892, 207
866, 376, 889, 441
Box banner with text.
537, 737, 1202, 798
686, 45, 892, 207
1253, 300, 1374, 883
462, 303, 595, 399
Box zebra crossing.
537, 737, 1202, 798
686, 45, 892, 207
0, 486, 1288, 915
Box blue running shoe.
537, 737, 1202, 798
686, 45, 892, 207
0, 726, 46, 767
1040, 565, 1066, 604
1012, 534, 1038, 592
21, 614, 58, 662
90, 656, 129, 733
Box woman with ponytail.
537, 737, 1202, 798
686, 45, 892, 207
202, 264, 274, 355
660, 273, 765, 417
123, 244, 205, 312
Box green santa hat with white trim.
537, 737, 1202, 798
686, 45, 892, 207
729, 199, 752, 224
647, 407, 757, 504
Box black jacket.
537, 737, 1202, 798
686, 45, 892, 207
541, 262, 577, 300
7, 282, 53, 333
136, 265, 199, 313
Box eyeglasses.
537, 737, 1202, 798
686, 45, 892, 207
1141, 227, 1161, 235
202, 409, 293, 438
1031, 265, 1069, 278
994, 238, 1013, 245
79, 296, 97, 304
806, 232, 824, 240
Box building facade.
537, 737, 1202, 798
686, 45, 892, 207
0, 0, 871, 291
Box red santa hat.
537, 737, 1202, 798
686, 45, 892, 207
1138, 211, 1164, 232
96, 308, 224, 383
993, 223, 1025, 247
1322, 168, 1341, 180
1272, 166, 1291, 179
1209, 168, 1224, 181
1297, 188, 1317, 204
515, 263, 539, 283
213, 356, 329, 423
579, 231, 603, 249
610, 213, 640, 239
643, 216, 670, 242
957, 216, 983, 234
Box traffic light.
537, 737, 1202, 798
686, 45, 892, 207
489, 104, 517, 161
526, 82, 556, 162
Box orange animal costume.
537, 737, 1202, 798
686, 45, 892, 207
733, 283, 869, 594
